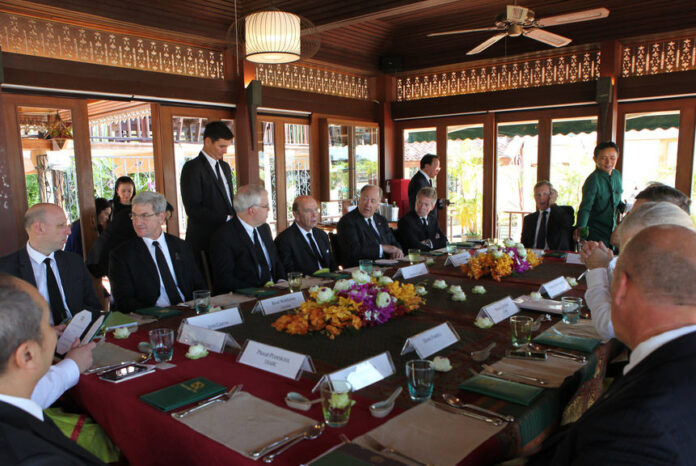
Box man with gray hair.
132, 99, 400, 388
520, 180, 573, 250
109, 192, 205, 312
209, 184, 285, 293
397, 187, 447, 251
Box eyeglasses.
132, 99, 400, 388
129, 212, 158, 220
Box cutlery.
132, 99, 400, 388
531, 313, 552, 331
528, 343, 587, 362
431, 401, 502, 426
470, 342, 496, 361
250, 422, 323, 459
441, 394, 515, 423
172, 384, 243, 419
482, 364, 546, 385
261, 423, 324, 462
364, 434, 432, 466
369, 386, 402, 417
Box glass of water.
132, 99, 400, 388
359, 259, 373, 274
149, 328, 174, 362
408, 249, 421, 264
446, 243, 457, 255
562, 297, 583, 324
510, 315, 533, 347
193, 290, 211, 315
405, 360, 434, 402
287, 272, 303, 292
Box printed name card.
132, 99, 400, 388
185, 307, 243, 330
251, 292, 305, 316
177, 322, 240, 353
237, 340, 315, 381
477, 296, 520, 324
401, 322, 460, 358
540, 276, 572, 299
393, 262, 428, 280
565, 253, 583, 264
313, 351, 395, 392
444, 252, 470, 267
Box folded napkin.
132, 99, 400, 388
533, 332, 599, 353
313, 271, 351, 280
485, 355, 585, 388
140, 377, 227, 412
235, 288, 278, 298
273, 276, 331, 289
174, 391, 316, 459
459, 374, 544, 406
554, 320, 602, 339
307, 442, 406, 465
354, 401, 505, 466
133, 306, 182, 318
89, 342, 145, 371
514, 295, 563, 314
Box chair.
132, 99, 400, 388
200, 251, 213, 291
328, 232, 341, 267
560, 205, 576, 251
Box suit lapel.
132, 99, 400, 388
136, 239, 160, 293
198, 153, 232, 211
53, 252, 72, 311
292, 224, 318, 260
164, 234, 185, 290
233, 218, 261, 270
18, 249, 38, 287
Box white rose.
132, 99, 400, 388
352, 270, 371, 284
448, 285, 463, 294
333, 279, 354, 291
432, 356, 452, 372
433, 279, 447, 289
416, 286, 428, 296
371, 270, 383, 278
452, 292, 467, 301
530, 291, 543, 301
426, 258, 435, 265
472, 286, 487, 295
492, 250, 504, 259
317, 287, 336, 303
517, 247, 528, 258
566, 276, 578, 287
515, 242, 525, 249
186, 344, 208, 358
379, 276, 394, 286
474, 316, 494, 328
113, 327, 132, 339
503, 238, 516, 248
309, 285, 320, 294
375, 292, 392, 308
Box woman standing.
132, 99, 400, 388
111, 176, 136, 216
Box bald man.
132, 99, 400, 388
529, 225, 696, 464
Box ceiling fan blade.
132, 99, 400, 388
535, 7, 609, 27
427, 26, 502, 38
524, 28, 572, 47
467, 33, 508, 55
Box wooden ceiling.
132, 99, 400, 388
20, 0, 696, 73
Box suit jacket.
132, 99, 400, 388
209, 217, 285, 293
408, 171, 432, 213
180, 153, 236, 266
0, 400, 104, 465
336, 208, 402, 268
86, 206, 136, 277
529, 332, 696, 465
274, 223, 337, 275
520, 205, 573, 250
397, 210, 447, 251
108, 233, 206, 313
0, 247, 101, 317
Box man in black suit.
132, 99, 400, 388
529, 225, 696, 465
520, 181, 573, 250
408, 154, 448, 214
0, 274, 104, 465
109, 192, 205, 313
274, 196, 337, 275
180, 121, 236, 272
209, 184, 285, 293
337, 185, 403, 268
398, 187, 448, 251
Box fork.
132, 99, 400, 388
482, 364, 546, 385
363, 435, 432, 466
172, 384, 243, 419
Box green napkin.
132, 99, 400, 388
103, 311, 139, 330
421, 251, 446, 256
313, 271, 351, 279
543, 251, 568, 259
533, 332, 600, 353
459, 374, 544, 406
236, 288, 278, 297
309, 443, 404, 465
453, 242, 475, 248
140, 377, 226, 412
133, 306, 182, 318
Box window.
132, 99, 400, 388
403, 127, 436, 181
447, 124, 484, 240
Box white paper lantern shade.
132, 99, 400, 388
245, 11, 301, 64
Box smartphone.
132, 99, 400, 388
505, 349, 548, 361
99, 364, 155, 383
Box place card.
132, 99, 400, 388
313, 351, 395, 392
251, 292, 305, 316
539, 276, 572, 299
565, 253, 583, 264
476, 296, 519, 324
237, 340, 315, 381
444, 251, 470, 267
185, 307, 243, 330
393, 262, 428, 279
401, 321, 460, 358
176, 322, 240, 353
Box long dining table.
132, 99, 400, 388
70, 253, 614, 465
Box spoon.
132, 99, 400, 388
369, 386, 403, 417
284, 392, 321, 411
531, 313, 552, 331
482, 363, 546, 385
470, 342, 496, 361
442, 393, 515, 423
261, 423, 325, 463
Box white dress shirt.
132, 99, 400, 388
296, 224, 323, 270
0, 393, 44, 421
202, 150, 233, 207
26, 243, 71, 324
238, 217, 272, 276
364, 216, 384, 257
142, 233, 184, 306
31, 359, 80, 409
534, 208, 551, 249
585, 257, 618, 342
624, 325, 696, 375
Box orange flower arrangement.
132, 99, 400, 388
461, 247, 542, 281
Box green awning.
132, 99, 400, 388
625, 114, 680, 131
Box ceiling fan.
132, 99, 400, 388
427, 5, 609, 55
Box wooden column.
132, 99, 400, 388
317, 117, 330, 201
375, 75, 395, 185
482, 113, 497, 239
72, 99, 98, 257
435, 125, 447, 231
231, 52, 259, 185
0, 92, 25, 255
309, 114, 321, 201
676, 105, 696, 196
598, 40, 622, 143
537, 117, 551, 182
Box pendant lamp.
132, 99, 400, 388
245, 10, 301, 64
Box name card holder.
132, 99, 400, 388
251, 292, 305, 316
444, 252, 471, 267
313, 351, 395, 392
539, 276, 572, 299
176, 322, 240, 353
566, 253, 583, 264
185, 307, 243, 330
237, 340, 315, 381
393, 262, 428, 280
401, 321, 460, 359
477, 296, 520, 324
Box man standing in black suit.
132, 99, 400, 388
0, 274, 104, 465
180, 121, 236, 271
398, 187, 448, 251
109, 192, 206, 313
209, 185, 285, 293
408, 154, 448, 213
520, 181, 573, 250
274, 196, 337, 275
529, 225, 696, 465
337, 185, 403, 267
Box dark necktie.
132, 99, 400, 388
215, 161, 232, 210
43, 258, 67, 324
428, 178, 432, 186
367, 218, 382, 243
153, 241, 182, 305
307, 232, 325, 268
253, 229, 271, 283
421, 217, 428, 226
535, 211, 548, 249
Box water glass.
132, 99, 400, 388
193, 290, 211, 315
287, 272, 303, 292
149, 328, 174, 362
562, 297, 583, 324
510, 315, 533, 347
405, 360, 434, 402
319, 380, 353, 428
408, 249, 421, 264
359, 259, 373, 274
446, 244, 457, 255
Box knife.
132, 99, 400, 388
431, 401, 503, 426
547, 350, 587, 362
171, 384, 242, 419
249, 425, 316, 459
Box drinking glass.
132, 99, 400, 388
359, 259, 373, 274
405, 360, 434, 402
193, 290, 211, 315
319, 380, 353, 427
446, 243, 457, 255
287, 272, 303, 292
510, 315, 533, 347
149, 328, 174, 362
562, 297, 583, 324
408, 249, 421, 264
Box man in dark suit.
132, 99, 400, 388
337, 185, 403, 268
529, 225, 696, 465
209, 185, 285, 293
180, 121, 236, 272
398, 187, 447, 251
275, 196, 337, 275
520, 181, 573, 250
0, 273, 104, 465
408, 154, 448, 214
109, 192, 205, 313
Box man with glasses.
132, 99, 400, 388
520, 181, 573, 250
108, 192, 205, 313
209, 184, 286, 293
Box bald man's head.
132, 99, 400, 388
24, 204, 71, 255
292, 196, 319, 231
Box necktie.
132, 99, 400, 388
421, 217, 428, 226
307, 232, 326, 268
43, 258, 67, 324
253, 229, 271, 283
535, 211, 548, 249
428, 178, 432, 187
367, 218, 382, 243
215, 161, 232, 210
153, 241, 182, 305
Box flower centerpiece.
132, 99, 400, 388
272, 271, 424, 339
461, 241, 542, 281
